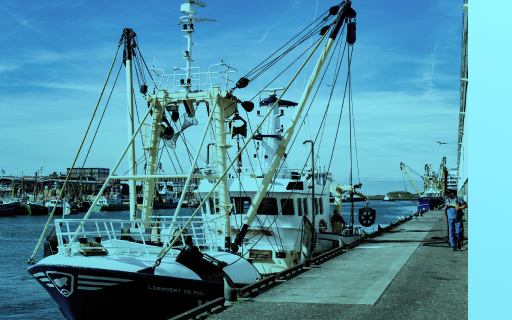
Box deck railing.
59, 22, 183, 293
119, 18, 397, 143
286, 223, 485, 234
54, 216, 220, 257
151, 62, 237, 93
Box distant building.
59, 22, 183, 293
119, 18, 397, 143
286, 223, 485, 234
67, 168, 109, 181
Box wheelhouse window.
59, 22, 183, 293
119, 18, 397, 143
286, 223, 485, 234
318, 198, 324, 215
257, 198, 278, 215
281, 198, 294, 215
297, 198, 303, 216
303, 198, 308, 216
231, 197, 251, 214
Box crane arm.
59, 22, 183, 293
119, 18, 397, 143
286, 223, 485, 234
400, 162, 422, 196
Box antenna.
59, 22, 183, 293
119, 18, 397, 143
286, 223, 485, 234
263, 87, 285, 97
178, 0, 216, 92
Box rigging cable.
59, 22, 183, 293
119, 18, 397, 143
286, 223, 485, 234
29, 43, 122, 264
81, 62, 123, 168
349, 46, 353, 188
350, 75, 361, 184
274, 28, 347, 184
320, 45, 354, 197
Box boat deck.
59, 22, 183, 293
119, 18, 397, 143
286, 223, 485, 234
204, 210, 468, 319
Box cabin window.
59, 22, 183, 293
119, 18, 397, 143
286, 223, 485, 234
208, 198, 219, 214
257, 198, 278, 215
231, 197, 251, 214
303, 198, 308, 216
286, 181, 303, 190
297, 198, 303, 216
281, 198, 294, 215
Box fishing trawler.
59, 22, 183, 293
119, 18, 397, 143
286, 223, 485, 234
0, 200, 17, 216
45, 199, 77, 215
91, 194, 129, 211
197, 87, 372, 274
400, 160, 446, 211
27, 1, 368, 319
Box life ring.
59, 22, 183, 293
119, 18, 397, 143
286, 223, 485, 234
319, 219, 327, 233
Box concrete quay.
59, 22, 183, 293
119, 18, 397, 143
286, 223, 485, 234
208, 210, 468, 320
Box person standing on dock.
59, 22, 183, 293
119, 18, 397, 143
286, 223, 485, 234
331, 210, 345, 234
444, 189, 467, 251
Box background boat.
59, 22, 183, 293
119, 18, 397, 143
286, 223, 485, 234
0, 200, 18, 217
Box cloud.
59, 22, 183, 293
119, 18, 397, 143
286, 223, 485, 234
29, 81, 103, 92
0, 64, 19, 72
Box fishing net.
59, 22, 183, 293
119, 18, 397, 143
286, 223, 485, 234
162, 114, 198, 149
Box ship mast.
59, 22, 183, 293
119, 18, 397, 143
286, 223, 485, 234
179, 0, 215, 92
231, 2, 356, 251
123, 28, 138, 221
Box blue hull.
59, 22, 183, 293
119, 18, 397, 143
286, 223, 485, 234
28, 264, 232, 320
417, 197, 444, 211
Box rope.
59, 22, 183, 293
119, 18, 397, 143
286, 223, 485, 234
350, 75, 361, 184
81, 63, 123, 167
320, 45, 354, 198
28, 44, 121, 265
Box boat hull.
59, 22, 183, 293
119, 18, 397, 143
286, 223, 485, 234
28, 264, 231, 320
342, 197, 366, 202
27, 204, 48, 215
417, 197, 444, 211
92, 204, 130, 211
318, 232, 362, 245
0, 202, 17, 216
47, 206, 78, 215
154, 201, 178, 209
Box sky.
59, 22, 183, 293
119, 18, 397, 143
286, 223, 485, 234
0, 0, 464, 195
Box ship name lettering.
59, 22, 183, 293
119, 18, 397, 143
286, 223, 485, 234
148, 285, 182, 293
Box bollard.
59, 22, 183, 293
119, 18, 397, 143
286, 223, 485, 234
224, 277, 239, 306
389, 221, 393, 226
377, 225, 383, 232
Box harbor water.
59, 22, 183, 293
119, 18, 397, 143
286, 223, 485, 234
0, 200, 417, 319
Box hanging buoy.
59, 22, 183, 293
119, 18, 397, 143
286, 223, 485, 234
347, 22, 356, 45
358, 207, 376, 227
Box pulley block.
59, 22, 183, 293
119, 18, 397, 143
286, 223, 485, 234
347, 22, 356, 45
358, 207, 376, 227
230, 114, 247, 138
236, 77, 250, 89
171, 110, 179, 122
